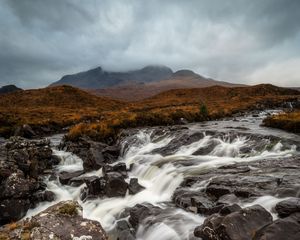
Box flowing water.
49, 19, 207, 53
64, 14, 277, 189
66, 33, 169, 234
25, 111, 300, 239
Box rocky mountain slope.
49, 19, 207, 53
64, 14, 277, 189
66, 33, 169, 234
89, 69, 244, 101
50, 65, 173, 89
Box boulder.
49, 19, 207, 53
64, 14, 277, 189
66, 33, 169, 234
58, 170, 85, 185
103, 162, 127, 178
59, 137, 120, 171
129, 204, 162, 229
105, 172, 128, 198
254, 212, 300, 240
219, 204, 242, 216
85, 177, 106, 198
0, 199, 31, 225
0, 137, 58, 225
194, 205, 273, 240
14, 124, 36, 139
275, 197, 300, 217
128, 178, 145, 195
0, 201, 108, 240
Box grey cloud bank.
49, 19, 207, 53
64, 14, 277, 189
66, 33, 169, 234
0, 0, 299, 88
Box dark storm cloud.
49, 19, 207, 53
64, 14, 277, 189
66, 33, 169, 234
0, 0, 299, 88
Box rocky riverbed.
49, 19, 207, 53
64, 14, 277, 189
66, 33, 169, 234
1, 111, 300, 239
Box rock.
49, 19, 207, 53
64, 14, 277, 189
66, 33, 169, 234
58, 170, 85, 185
0, 200, 108, 240
254, 212, 300, 240
84, 177, 106, 198
60, 137, 120, 171
194, 205, 273, 240
0, 137, 58, 225
0, 199, 31, 225
129, 204, 162, 229
128, 178, 145, 195
105, 172, 128, 198
219, 204, 242, 216
116, 220, 135, 240
194, 213, 223, 239
275, 198, 300, 217
103, 162, 127, 178
14, 124, 36, 139
32, 190, 55, 204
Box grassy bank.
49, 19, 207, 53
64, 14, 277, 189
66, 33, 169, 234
263, 111, 300, 133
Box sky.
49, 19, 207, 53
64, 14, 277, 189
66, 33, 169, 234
0, 0, 300, 89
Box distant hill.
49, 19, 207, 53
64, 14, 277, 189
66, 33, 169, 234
50, 65, 173, 89
0, 84, 22, 95
0, 85, 122, 110
0, 85, 124, 136
88, 69, 244, 101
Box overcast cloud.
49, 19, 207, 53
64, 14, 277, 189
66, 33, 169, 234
0, 0, 299, 88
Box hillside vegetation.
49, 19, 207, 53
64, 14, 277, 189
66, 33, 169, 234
263, 111, 300, 133
0, 84, 299, 140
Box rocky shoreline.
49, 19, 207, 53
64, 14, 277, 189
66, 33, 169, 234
0, 113, 300, 239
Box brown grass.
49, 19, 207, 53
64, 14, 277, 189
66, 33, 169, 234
1, 84, 299, 139
263, 111, 300, 133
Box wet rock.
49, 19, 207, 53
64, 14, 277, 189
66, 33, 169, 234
254, 212, 300, 240
0, 200, 108, 240
129, 204, 162, 229
219, 204, 242, 216
58, 170, 85, 185
0, 199, 31, 225
32, 190, 55, 204
85, 177, 106, 198
128, 178, 145, 195
105, 172, 128, 198
116, 220, 135, 240
275, 198, 300, 217
153, 132, 205, 156
194, 205, 273, 240
0, 137, 58, 225
103, 162, 127, 178
14, 124, 36, 139
60, 137, 120, 171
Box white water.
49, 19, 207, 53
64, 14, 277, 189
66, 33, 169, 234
25, 111, 300, 239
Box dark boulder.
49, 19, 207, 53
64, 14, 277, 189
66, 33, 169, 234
0, 199, 31, 225
85, 176, 106, 198
275, 198, 300, 217
194, 205, 273, 240
105, 172, 128, 198
0, 137, 58, 225
128, 178, 145, 195
219, 204, 242, 216
103, 162, 127, 178
58, 170, 85, 185
60, 137, 120, 171
129, 204, 162, 229
14, 124, 36, 139
254, 212, 300, 240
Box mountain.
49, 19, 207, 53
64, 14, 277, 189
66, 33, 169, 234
0, 84, 22, 95
50, 65, 173, 89
89, 69, 245, 101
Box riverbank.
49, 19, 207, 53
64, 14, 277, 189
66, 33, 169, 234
263, 110, 300, 133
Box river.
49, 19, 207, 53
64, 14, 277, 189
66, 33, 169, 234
25, 110, 300, 239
